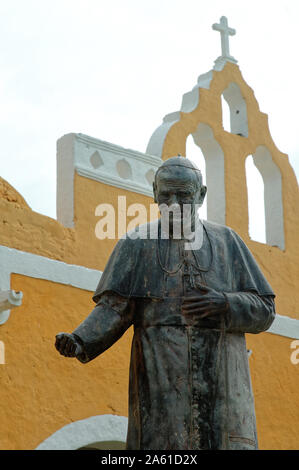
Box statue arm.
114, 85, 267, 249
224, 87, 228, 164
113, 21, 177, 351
72, 292, 134, 363
223, 292, 275, 334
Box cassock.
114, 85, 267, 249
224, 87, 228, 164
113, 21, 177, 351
72, 219, 275, 450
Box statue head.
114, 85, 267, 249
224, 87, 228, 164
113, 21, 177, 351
153, 156, 207, 236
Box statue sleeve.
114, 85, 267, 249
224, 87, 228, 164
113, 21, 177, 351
223, 291, 275, 334
72, 292, 134, 363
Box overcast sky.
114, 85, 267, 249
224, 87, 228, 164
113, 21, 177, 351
0, 0, 298, 242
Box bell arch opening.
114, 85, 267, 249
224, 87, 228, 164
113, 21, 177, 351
186, 123, 225, 225
246, 155, 266, 244
246, 146, 284, 250
222, 82, 248, 137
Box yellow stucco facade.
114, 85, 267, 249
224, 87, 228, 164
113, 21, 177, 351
0, 61, 298, 450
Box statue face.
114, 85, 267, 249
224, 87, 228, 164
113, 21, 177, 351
153, 165, 207, 234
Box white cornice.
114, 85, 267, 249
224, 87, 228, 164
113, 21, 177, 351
75, 165, 154, 198
76, 133, 162, 166
57, 133, 161, 228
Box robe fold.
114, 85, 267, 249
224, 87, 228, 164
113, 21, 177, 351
73, 220, 275, 450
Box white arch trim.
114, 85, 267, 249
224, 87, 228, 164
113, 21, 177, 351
252, 146, 285, 250
191, 123, 226, 225
35, 414, 128, 450
146, 71, 215, 157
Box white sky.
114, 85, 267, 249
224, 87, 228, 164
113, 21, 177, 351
0, 0, 298, 241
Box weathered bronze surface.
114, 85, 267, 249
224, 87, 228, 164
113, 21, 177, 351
55, 157, 275, 450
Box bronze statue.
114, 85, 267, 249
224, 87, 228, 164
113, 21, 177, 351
55, 157, 275, 450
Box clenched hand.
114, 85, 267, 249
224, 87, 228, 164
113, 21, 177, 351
55, 332, 83, 357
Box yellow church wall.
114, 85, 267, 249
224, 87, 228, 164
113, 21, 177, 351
246, 332, 299, 450
0, 196, 75, 262
73, 174, 156, 271
0, 273, 132, 450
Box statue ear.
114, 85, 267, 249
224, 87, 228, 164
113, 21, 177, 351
197, 185, 207, 206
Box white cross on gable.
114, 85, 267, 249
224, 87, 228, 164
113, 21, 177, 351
212, 16, 237, 69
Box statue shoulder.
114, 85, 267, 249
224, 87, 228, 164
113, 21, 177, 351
201, 219, 248, 250
202, 219, 234, 238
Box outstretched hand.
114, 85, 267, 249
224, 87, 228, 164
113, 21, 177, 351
182, 284, 228, 320
55, 332, 83, 357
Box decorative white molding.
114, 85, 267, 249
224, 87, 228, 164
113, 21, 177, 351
0, 244, 102, 324
57, 133, 162, 228
35, 414, 127, 450
0, 290, 23, 324
146, 70, 217, 159
146, 69, 219, 158
214, 56, 237, 72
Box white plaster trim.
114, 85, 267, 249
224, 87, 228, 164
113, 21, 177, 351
0, 290, 23, 324
57, 133, 162, 228
0, 244, 101, 324
190, 123, 226, 225
0, 290, 23, 310
76, 134, 161, 167
214, 56, 237, 71
146, 70, 218, 158
252, 146, 285, 250
267, 314, 299, 340
149, 70, 214, 154
196, 71, 214, 90
35, 414, 127, 450
76, 165, 154, 198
